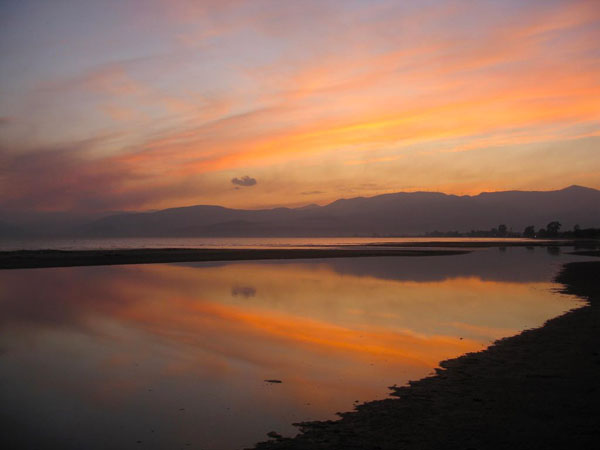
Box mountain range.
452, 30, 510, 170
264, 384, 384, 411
1, 185, 599, 238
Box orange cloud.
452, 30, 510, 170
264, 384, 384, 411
3, 0, 599, 211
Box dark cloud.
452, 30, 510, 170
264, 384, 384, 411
231, 175, 257, 187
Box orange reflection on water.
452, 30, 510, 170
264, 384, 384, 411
0, 257, 580, 450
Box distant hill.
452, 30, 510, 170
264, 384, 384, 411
0, 210, 128, 238
0, 220, 23, 237
74, 185, 600, 237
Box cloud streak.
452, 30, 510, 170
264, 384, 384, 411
1, 0, 599, 211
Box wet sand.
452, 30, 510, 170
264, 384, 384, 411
251, 260, 600, 450
0, 248, 469, 270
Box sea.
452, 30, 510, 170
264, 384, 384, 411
1, 239, 595, 450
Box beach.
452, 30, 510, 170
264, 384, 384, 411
251, 260, 600, 449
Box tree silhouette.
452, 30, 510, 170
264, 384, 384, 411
498, 224, 507, 237
523, 225, 535, 238
546, 221, 561, 237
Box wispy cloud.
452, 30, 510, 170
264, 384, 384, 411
2, 0, 599, 211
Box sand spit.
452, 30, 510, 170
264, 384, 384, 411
0, 248, 469, 270
251, 261, 600, 450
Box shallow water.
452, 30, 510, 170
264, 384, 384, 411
0, 247, 590, 449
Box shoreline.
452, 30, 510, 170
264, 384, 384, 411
1, 239, 597, 270
365, 239, 599, 248
250, 260, 600, 449
0, 248, 470, 270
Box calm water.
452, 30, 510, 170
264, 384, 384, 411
0, 236, 536, 251
0, 247, 590, 449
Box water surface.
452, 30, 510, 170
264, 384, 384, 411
0, 247, 587, 449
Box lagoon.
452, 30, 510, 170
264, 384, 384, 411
0, 247, 586, 449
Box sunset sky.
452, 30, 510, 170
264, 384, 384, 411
1, 0, 599, 212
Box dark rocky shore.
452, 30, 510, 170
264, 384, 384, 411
250, 261, 600, 450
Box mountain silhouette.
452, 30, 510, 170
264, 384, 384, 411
70, 185, 600, 237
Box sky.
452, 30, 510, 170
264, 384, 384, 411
1, 0, 599, 212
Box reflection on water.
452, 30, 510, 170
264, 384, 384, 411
0, 248, 586, 450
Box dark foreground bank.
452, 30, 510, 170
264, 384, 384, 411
250, 261, 600, 450
0, 248, 469, 269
